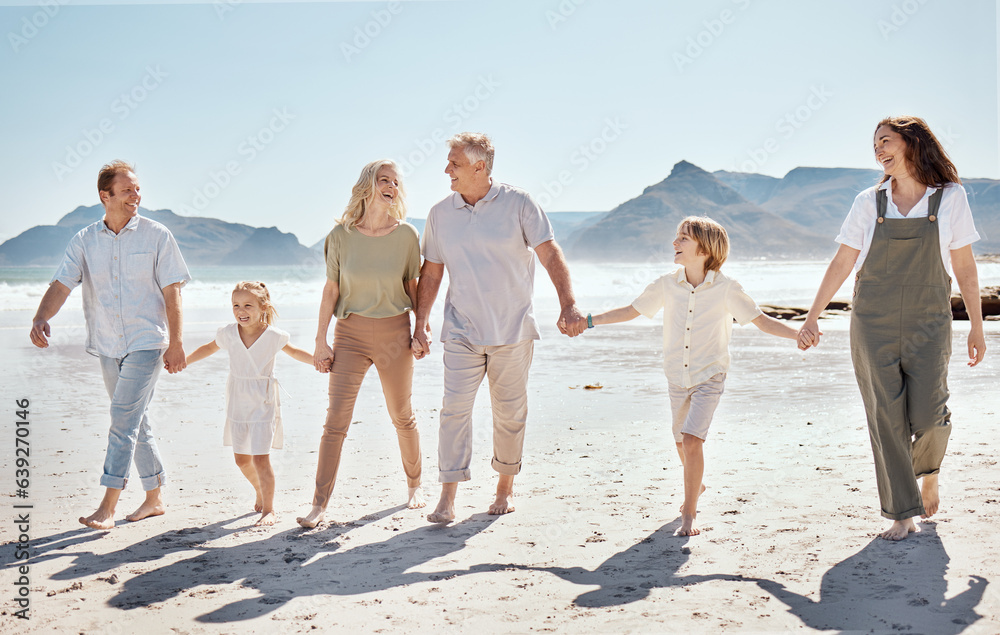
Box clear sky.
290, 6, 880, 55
1, 0, 997, 246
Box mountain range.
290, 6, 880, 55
3, 162, 996, 266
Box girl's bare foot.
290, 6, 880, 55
407, 486, 426, 509
254, 492, 264, 513
881, 518, 917, 540
296, 505, 325, 528
920, 474, 939, 518
254, 511, 277, 527
676, 510, 699, 536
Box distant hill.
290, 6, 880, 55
0, 205, 321, 267
569, 161, 828, 261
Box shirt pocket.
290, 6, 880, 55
886, 237, 920, 275
126, 253, 155, 280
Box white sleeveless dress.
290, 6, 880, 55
215, 323, 289, 454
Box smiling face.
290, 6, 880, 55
874, 125, 911, 178
100, 172, 141, 217
444, 146, 483, 195
232, 290, 264, 328
369, 165, 399, 213
672, 227, 707, 269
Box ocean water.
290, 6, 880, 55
3, 261, 999, 329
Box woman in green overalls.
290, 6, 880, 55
799, 116, 986, 541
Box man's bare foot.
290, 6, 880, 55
126, 499, 165, 522
79, 509, 116, 530
488, 489, 514, 515
407, 486, 426, 509
254, 511, 277, 527
676, 512, 699, 536
920, 474, 940, 518
296, 505, 325, 528
880, 518, 918, 541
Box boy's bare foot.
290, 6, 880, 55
676, 512, 699, 536
254, 511, 277, 527
920, 474, 939, 518
126, 490, 165, 522
79, 509, 116, 530
296, 505, 325, 529
407, 486, 426, 509
880, 518, 917, 541
488, 489, 514, 515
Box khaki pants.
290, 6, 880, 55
311, 313, 421, 508
438, 339, 534, 482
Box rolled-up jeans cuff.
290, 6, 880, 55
100, 474, 127, 490
438, 468, 471, 483
491, 457, 521, 476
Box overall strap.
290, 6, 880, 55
875, 188, 888, 223
926, 187, 944, 222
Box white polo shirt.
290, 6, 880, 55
422, 181, 554, 346
631, 268, 762, 388
835, 178, 980, 274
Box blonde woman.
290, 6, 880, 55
297, 160, 424, 528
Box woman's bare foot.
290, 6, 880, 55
676, 511, 699, 536
679, 484, 707, 513
920, 474, 940, 518
407, 486, 426, 509
79, 509, 116, 530
881, 518, 917, 540
296, 505, 325, 528
254, 511, 277, 526
126, 490, 165, 522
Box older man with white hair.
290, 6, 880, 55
412, 132, 586, 523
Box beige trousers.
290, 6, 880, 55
311, 313, 421, 508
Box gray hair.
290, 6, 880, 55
447, 132, 494, 174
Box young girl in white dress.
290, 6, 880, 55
186, 281, 313, 526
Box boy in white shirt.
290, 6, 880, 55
589, 216, 800, 536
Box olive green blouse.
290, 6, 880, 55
324, 222, 421, 319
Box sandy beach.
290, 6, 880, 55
2, 302, 999, 634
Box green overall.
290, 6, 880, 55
850, 187, 952, 521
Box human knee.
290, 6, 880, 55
252, 455, 272, 469
234, 454, 253, 468
681, 433, 705, 451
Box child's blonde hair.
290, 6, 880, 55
232, 281, 278, 326
678, 216, 729, 272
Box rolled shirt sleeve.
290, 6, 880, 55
726, 281, 764, 326
631, 277, 666, 319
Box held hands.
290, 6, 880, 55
411, 322, 432, 359
163, 343, 187, 374
313, 342, 334, 373
797, 318, 822, 351
557, 304, 587, 337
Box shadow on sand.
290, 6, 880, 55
754, 523, 987, 633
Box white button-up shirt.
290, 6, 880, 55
631, 268, 761, 388
52, 214, 191, 358
422, 181, 554, 346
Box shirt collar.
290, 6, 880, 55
101, 214, 141, 234
674, 267, 717, 288
452, 180, 501, 209
878, 176, 937, 203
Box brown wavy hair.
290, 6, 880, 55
875, 116, 960, 187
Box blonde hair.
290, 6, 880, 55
340, 160, 407, 231
232, 281, 277, 326
448, 132, 494, 174
678, 216, 729, 272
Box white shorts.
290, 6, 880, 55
668, 373, 726, 442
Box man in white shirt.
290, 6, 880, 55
30, 161, 190, 530
413, 132, 587, 522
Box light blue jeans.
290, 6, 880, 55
98, 349, 166, 490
